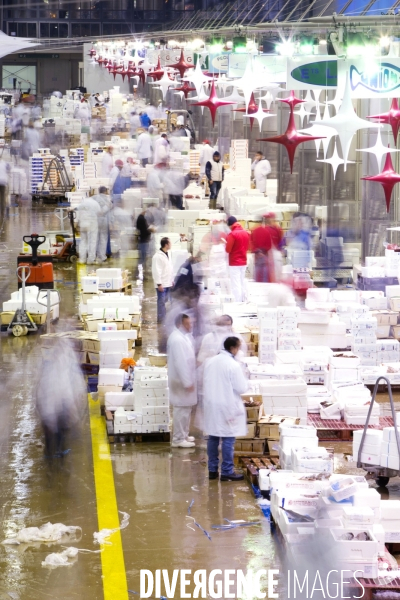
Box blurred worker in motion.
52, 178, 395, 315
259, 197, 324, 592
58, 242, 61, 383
251, 150, 271, 194
167, 313, 197, 448
251, 213, 283, 283
199, 140, 214, 181
147, 163, 165, 203
93, 186, 112, 263
36, 340, 87, 464
203, 336, 248, 481
173, 254, 202, 297
74, 98, 91, 130
163, 166, 187, 210
152, 236, 173, 323
130, 110, 141, 137
0, 157, 9, 221
206, 151, 224, 210
139, 111, 151, 128
22, 120, 40, 158
136, 207, 153, 275
287, 212, 312, 250
137, 127, 152, 167
101, 146, 114, 178
153, 133, 169, 165
110, 159, 128, 199
75, 195, 101, 264
225, 216, 250, 302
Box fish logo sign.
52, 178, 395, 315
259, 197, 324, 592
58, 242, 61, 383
290, 60, 337, 86
350, 63, 400, 94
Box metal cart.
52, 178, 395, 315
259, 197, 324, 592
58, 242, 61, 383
357, 376, 400, 487
32, 156, 73, 204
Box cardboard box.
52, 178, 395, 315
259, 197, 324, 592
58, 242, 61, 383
236, 423, 257, 439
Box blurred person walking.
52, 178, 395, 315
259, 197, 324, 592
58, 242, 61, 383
137, 128, 152, 167
153, 134, 169, 165
203, 336, 249, 481
93, 186, 112, 263
225, 216, 250, 302
167, 313, 197, 448
75, 195, 101, 264
199, 139, 214, 181
101, 146, 114, 178
163, 167, 186, 210
250, 212, 283, 283
152, 236, 173, 323
0, 158, 9, 221
136, 208, 153, 274
205, 151, 224, 210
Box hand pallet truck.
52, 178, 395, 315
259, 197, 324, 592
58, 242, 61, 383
357, 376, 400, 487
8, 266, 38, 337
52, 209, 78, 263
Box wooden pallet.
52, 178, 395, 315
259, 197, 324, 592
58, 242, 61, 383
238, 456, 279, 486
308, 414, 394, 441
101, 282, 132, 295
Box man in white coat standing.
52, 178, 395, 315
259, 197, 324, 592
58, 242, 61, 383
203, 336, 249, 481
251, 150, 271, 194
151, 237, 173, 323
167, 314, 197, 448
136, 128, 152, 167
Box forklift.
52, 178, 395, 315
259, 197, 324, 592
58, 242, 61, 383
17, 234, 54, 289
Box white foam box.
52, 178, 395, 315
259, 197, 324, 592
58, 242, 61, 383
126, 411, 143, 424
154, 388, 169, 398
381, 500, 400, 520
138, 387, 156, 399
328, 367, 360, 382
99, 329, 138, 341
373, 523, 385, 553
280, 436, 318, 452
100, 338, 129, 353
328, 528, 379, 561
330, 352, 361, 367
292, 448, 333, 474
344, 412, 380, 426
263, 395, 307, 407
98, 368, 125, 386
342, 506, 375, 526
99, 352, 129, 367
114, 423, 132, 434
380, 453, 400, 470
114, 408, 127, 424
96, 267, 122, 278
329, 476, 360, 501
143, 415, 156, 424
277, 508, 315, 535
320, 407, 341, 420
155, 396, 169, 406
140, 376, 168, 389
142, 406, 155, 416
82, 276, 99, 293
105, 391, 134, 410
131, 425, 143, 433
382, 426, 400, 442
352, 488, 381, 510
278, 423, 316, 438
274, 491, 319, 517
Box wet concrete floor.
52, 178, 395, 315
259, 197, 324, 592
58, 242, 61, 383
0, 204, 399, 599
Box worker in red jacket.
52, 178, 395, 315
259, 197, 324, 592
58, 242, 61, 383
251, 212, 283, 282
225, 216, 250, 302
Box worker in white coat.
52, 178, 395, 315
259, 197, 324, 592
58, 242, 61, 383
101, 146, 114, 178
153, 134, 169, 165
199, 139, 214, 179
167, 313, 197, 448
203, 336, 249, 481
151, 236, 174, 323
251, 150, 271, 194
136, 128, 152, 167
93, 186, 112, 263
75, 196, 101, 264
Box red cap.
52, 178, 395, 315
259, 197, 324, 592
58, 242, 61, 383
203, 139, 210, 144
263, 212, 275, 219
115, 159, 124, 167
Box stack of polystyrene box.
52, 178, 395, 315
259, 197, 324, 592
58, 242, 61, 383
292, 447, 333, 474
258, 307, 277, 364
350, 314, 378, 366
277, 306, 301, 351
188, 150, 200, 175
377, 338, 400, 363
114, 406, 143, 434
278, 423, 319, 470
96, 267, 126, 291
307, 386, 332, 413
361, 256, 386, 278
230, 139, 248, 170
380, 426, 400, 471
29, 154, 44, 194
133, 366, 169, 433
359, 290, 387, 310
260, 378, 307, 422
327, 352, 361, 386
385, 249, 400, 277
341, 385, 379, 426
353, 429, 383, 465
380, 500, 400, 543
99, 335, 132, 368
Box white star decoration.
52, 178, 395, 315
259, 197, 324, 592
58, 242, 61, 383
313, 72, 380, 169
149, 70, 175, 100
243, 99, 275, 132
223, 86, 245, 104
317, 141, 355, 179
182, 60, 212, 95
294, 102, 312, 127
356, 128, 400, 171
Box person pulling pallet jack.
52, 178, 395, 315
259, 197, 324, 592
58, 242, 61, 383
8, 266, 38, 337
52, 209, 78, 262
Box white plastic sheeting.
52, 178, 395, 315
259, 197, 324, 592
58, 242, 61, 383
2, 522, 82, 545
42, 546, 101, 568
93, 511, 129, 545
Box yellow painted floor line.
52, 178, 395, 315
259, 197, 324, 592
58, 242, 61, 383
89, 394, 129, 600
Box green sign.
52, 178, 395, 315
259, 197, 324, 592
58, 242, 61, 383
290, 60, 337, 87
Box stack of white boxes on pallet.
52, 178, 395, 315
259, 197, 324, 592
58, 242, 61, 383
134, 367, 170, 433
278, 423, 322, 471
230, 139, 248, 170
379, 426, 400, 471
258, 307, 277, 364
277, 306, 301, 351
353, 429, 382, 466
351, 313, 378, 366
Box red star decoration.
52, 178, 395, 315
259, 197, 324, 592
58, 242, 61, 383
190, 80, 236, 126
137, 68, 145, 87
367, 98, 400, 142
119, 67, 130, 82
257, 111, 325, 173
361, 150, 400, 212
89, 47, 96, 57
106, 61, 115, 73
148, 57, 164, 82
174, 81, 196, 99
166, 49, 195, 79
232, 92, 269, 130
277, 90, 305, 112
110, 65, 122, 80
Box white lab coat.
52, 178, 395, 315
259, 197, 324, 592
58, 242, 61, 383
137, 132, 152, 160
203, 350, 249, 437
75, 197, 101, 263
167, 327, 197, 407
151, 249, 173, 288
251, 158, 271, 193
93, 192, 112, 261
153, 137, 169, 164
146, 169, 163, 199
101, 152, 114, 178
199, 144, 215, 175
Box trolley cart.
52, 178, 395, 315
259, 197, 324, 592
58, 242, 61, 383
8, 266, 38, 337
51, 210, 78, 263
31, 155, 73, 204
18, 234, 54, 289
357, 376, 400, 487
